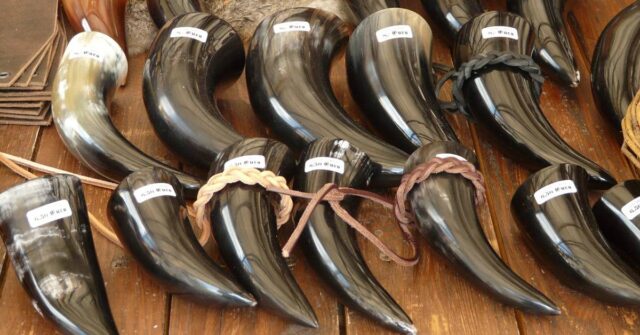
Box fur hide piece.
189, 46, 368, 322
124, 0, 355, 55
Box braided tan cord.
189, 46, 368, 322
192, 168, 420, 266
0, 152, 122, 247
0, 151, 238, 249
192, 167, 293, 245
622, 90, 640, 169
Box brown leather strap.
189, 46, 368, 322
277, 183, 419, 267
395, 157, 486, 225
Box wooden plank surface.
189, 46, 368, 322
0, 0, 639, 334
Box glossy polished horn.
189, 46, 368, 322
143, 13, 244, 169
454, 11, 615, 189
405, 142, 559, 314
62, 0, 127, 51
294, 138, 415, 334
147, 0, 202, 28
209, 138, 317, 327
346, 9, 558, 313
346, 8, 458, 153
246, 7, 408, 188
508, 0, 580, 86
52, 32, 202, 198
421, 0, 483, 42
591, 1, 640, 128
593, 180, 640, 273
107, 167, 256, 307
511, 164, 640, 305
345, 0, 399, 22
0, 175, 118, 335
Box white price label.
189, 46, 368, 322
170, 27, 208, 43
69, 49, 102, 61
304, 157, 345, 174
481, 26, 519, 40
273, 21, 310, 33
81, 18, 92, 32
26, 200, 72, 228
134, 183, 177, 203
376, 25, 413, 42
224, 155, 266, 170
534, 180, 577, 205
621, 197, 640, 220
436, 153, 468, 162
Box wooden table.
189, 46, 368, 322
0, 0, 638, 333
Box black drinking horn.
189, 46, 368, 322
454, 11, 615, 189
107, 167, 256, 307
421, 0, 484, 42
346, 8, 458, 153
208, 138, 318, 327
52, 32, 202, 198
143, 13, 244, 169
405, 142, 560, 314
246, 7, 409, 188
0, 175, 118, 334
347, 8, 559, 314
591, 1, 640, 128
508, 0, 579, 86
511, 164, 640, 305
147, 0, 202, 28
345, 0, 399, 23
593, 180, 640, 273
294, 138, 415, 334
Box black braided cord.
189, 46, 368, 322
435, 51, 545, 119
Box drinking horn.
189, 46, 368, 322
347, 8, 559, 315
406, 143, 560, 314
454, 11, 615, 189
147, 0, 202, 28
511, 164, 640, 305
61, 0, 127, 51
346, 8, 459, 153
593, 180, 640, 273
143, 13, 244, 169
0, 175, 118, 334
208, 138, 317, 327
107, 167, 256, 307
508, 0, 580, 86
294, 138, 415, 334
345, 0, 399, 23
52, 31, 202, 198
421, 0, 484, 42
591, 1, 640, 128
245, 7, 408, 188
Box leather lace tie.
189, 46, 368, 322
0, 152, 486, 268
